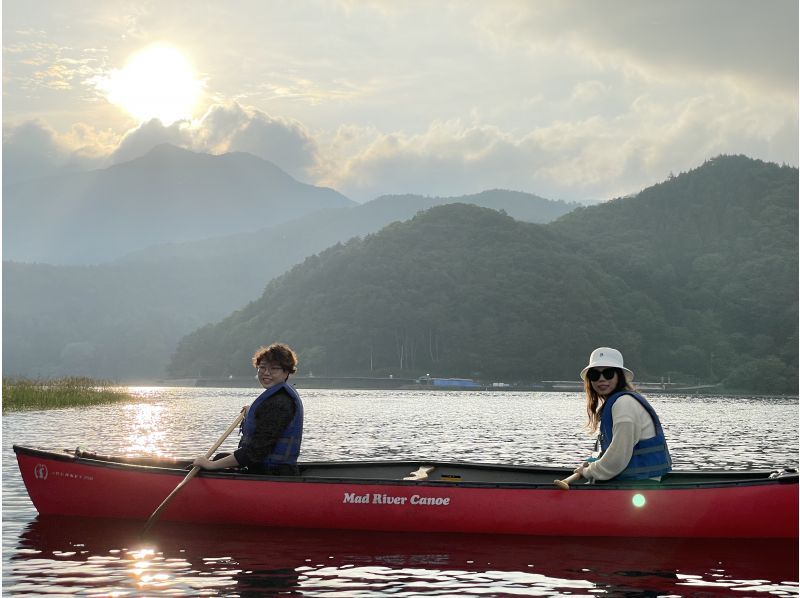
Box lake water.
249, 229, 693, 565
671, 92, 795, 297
3, 388, 799, 596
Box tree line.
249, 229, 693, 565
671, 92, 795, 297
169, 155, 798, 393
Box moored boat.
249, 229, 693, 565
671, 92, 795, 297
14, 445, 798, 538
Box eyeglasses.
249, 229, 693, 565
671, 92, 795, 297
587, 368, 617, 382
256, 364, 284, 374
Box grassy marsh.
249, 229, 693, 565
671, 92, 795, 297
2, 377, 133, 412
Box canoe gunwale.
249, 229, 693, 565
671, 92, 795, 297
12, 444, 798, 491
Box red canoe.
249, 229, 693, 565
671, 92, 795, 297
14, 445, 798, 538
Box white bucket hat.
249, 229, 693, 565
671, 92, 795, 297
580, 347, 634, 383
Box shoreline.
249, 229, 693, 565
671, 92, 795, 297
124, 376, 796, 398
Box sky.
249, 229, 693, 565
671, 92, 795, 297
2, 0, 798, 203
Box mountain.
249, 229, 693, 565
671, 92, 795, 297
550, 155, 798, 388
118, 188, 576, 264
1, 144, 354, 264
169, 204, 634, 382
3, 188, 575, 380
168, 156, 798, 393
109, 188, 577, 306
2, 259, 243, 381
349, 189, 577, 227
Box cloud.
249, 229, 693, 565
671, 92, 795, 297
110, 118, 194, 164
2, 1, 795, 203
2, 120, 112, 186
4, 28, 108, 97
317, 87, 799, 202
3, 104, 319, 189
2, 121, 64, 185
197, 103, 319, 178
192, 103, 252, 151
315, 120, 551, 201
480, 0, 798, 93
569, 80, 609, 104
8, 81, 795, 205
107, 102, 318, 179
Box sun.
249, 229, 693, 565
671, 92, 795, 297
105, 45, 202, 125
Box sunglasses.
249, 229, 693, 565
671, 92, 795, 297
587, 368, 618, 382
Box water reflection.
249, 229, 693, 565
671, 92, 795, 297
4, 390, 798, 595
122, 403, 168, 457
11, 516, 799, 596
125, 386, 167, 398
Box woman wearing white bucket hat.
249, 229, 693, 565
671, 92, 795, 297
569, 347, 672, 485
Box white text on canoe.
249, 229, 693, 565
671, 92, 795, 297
343, 492, 450, 506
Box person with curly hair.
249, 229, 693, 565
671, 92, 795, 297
193, 343, 303, 475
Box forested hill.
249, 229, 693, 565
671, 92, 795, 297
169, 205, 643, 382
168, 156, 798, 392
2, 187, 575, 380
550, 155, 798, 390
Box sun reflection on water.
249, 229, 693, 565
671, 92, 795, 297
128, 547, 174, 591
4, 391, 797, 596
123, 404, 168, 457
126, 386, 166, 397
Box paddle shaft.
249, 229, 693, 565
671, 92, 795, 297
554, 471, 582, 490
143, 411, 245, 534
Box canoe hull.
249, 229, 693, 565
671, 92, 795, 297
15, 446, 798, 538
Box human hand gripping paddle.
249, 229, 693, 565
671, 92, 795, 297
554, 457, 597, 490
142, 409, 245, 535
554, 471, 582, 490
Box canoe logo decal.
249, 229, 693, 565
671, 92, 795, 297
34, 463, 48, 480
343, 492, 451, 506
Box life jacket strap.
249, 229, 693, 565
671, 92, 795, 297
632, 443, 667, 456
624, 462, 671, 475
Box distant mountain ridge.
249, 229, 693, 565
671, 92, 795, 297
117, 188, 576, 264
359, 189, 576, 225
2, 144, 354, 264
4, 154, 795, 391
3, 187, 576, 380
167, 155, 798, 393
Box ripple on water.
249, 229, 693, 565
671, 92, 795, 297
3, 390, 798, 596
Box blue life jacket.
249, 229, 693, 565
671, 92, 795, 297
597, 391, 672, 480
240, 382, 303, 467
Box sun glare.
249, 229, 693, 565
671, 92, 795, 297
105, 45, 201, 125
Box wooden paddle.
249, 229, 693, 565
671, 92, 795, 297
554, 471, 582, 490
143, 410, 245, 534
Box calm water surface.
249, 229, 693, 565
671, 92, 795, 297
3, 388, 799, 596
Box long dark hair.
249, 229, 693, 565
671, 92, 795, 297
584, 368, 633, 433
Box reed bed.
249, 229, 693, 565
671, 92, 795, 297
2, 377, 133, 412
